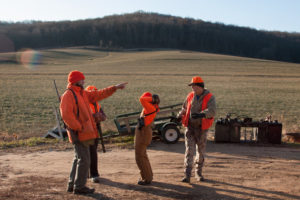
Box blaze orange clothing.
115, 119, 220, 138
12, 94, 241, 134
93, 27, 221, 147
60, 84, 116, 143
89, 102, 101, 114
140, 92, 159, 126
85, 85, 101, 114
182, 92, 214, 130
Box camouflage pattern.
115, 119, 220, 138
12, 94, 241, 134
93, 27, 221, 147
184, 126, 208, 178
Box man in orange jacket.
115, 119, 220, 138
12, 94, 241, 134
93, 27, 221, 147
134, 92, 160, 185
177, 76, 216, 183
60, 70, 127, 194
85, 85, 106, 184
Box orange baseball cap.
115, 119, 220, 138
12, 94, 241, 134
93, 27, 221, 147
188, 76, 204, 86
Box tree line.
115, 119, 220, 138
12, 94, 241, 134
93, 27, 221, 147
1, 11, 300, 63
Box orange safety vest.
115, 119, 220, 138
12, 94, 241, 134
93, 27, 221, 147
182, 92, 214, 130
89, 102, 101, 114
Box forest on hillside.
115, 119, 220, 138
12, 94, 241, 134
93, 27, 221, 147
1, 11, 300, 63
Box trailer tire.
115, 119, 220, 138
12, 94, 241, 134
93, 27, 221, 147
162, 124, 180, 144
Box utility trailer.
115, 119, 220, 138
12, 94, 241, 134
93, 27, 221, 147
114, 103, 183, 144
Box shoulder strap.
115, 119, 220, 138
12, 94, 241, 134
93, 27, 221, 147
144, 108, 158, 117
68, 88, 79, 118
93, 103, 99, 113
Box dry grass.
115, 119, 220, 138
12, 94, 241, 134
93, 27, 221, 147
1, 47, 300, 139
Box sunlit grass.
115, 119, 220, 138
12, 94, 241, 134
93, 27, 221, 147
0, 137, 59, 149
1, 47, 300, 139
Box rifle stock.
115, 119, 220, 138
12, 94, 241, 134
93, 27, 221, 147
93, 103, 106, 153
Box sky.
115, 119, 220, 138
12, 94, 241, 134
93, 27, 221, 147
1, 0, 300, 33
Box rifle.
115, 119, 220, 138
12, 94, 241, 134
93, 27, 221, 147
53, 80, 65, 128
93, 103, 106, 153
53, 80, 61, 102
53, 80, 63, 139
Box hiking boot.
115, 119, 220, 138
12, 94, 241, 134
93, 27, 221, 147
196, 175, 205, 182
67, 182, 73, 192
67, 185, 73, 193
74, 186, 95, 194
181, 177, 190, 183
137, 180, 151, 185
91, 176, 101, 183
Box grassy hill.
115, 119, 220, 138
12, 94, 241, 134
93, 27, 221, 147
0, 47, 300, 139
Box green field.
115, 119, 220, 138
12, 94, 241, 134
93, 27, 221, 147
1, 47, 300, 139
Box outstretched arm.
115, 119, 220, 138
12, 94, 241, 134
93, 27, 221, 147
87, 82, 128, 103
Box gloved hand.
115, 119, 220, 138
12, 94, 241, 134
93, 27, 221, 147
192, 113, 206, 119
171, 116, 182, 123
177, 116, 182, 123
93, 112, 106, 123
152, 94, 160, 105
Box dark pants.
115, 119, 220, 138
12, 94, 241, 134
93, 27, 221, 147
69, 142, 90, 190
89, 139, 99, 177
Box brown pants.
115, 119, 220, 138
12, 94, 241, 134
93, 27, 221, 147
134, 125, 153, 182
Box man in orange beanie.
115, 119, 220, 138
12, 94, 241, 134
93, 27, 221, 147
60, 70, 127, 194
134, 92, 160, 185
177, 76, 216, 183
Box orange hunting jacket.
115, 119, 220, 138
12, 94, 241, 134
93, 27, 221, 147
140, 92, 159, 126
60, 84, 116, 143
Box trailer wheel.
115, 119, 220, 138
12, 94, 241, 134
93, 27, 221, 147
162, 124, 180, 144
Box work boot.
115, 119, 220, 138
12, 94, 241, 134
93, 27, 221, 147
74, 186, 95, 195
67, 183, 73, 192
137, 180, 151, 185
196, 175, 205, 182
181, 176, 190, 183
67, 186, 73, 193
91, 176, 101, 183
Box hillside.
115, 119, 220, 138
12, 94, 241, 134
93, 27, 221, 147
1, 11, 300, 63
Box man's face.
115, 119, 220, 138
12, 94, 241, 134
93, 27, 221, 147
75, 80, 85, 88
191, 84, 204, 95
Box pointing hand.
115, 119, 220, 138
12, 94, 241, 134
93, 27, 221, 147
115, 82, 128, 90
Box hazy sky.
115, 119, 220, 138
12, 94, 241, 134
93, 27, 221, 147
1, 0, 299, 33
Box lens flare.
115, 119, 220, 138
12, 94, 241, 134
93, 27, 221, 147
17, 49, 41, 70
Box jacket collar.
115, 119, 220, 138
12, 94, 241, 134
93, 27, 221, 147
67, 83, 83, 92
194, 89, 209, 97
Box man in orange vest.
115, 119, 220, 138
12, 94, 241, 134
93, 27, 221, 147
60, 70, 127, 194
177, 76, 216, 183
85, 85, 106, 184
135, 92, 160, 185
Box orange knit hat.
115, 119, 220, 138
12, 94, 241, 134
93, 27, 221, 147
85, 85, 97, 91
68, 70, 85, 84
141, 92, 152, 97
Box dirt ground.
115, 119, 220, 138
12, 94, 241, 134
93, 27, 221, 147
0, 138, 300, 200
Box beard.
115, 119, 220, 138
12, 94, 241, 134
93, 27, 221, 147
75, 82, 84, 89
